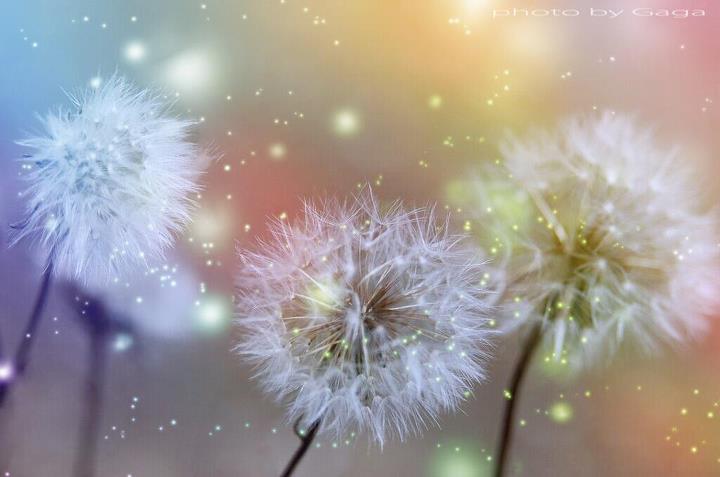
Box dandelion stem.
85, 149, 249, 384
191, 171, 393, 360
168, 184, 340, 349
0, 262, 53, 407
280, 419, 321, 477
494, 321, 543, 477
72, 322, 109, 477
0, 323, 5, 392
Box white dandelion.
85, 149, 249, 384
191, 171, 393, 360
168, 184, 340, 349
235, 188, 494, 450
0, 75, 208, 409
477, 113, 719, 367
15, 75, 206, 282
464, 113, 720, 477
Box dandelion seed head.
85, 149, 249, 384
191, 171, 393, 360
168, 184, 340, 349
465, 113, 719, 368
15, 76, 206, 281
235, 188, 494, 445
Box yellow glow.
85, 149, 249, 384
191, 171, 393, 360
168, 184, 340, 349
269, 143, 287, 160
549, 401, 573, 423
430, 440, 490, 477
428, 95, 443, 109
332, 109, 362, 136
304, 277, 345, 314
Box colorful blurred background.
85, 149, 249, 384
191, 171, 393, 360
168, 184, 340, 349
1, 0, 719, 475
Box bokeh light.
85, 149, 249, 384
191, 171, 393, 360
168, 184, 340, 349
191, 207, 233, 247
332, 108, 362, 137
427, 94, 443, 110
194, 294, 231, 335
429, 441, 491, 477
113, 333, 135, 353
0, 362, 15, 382
124, 41, 146, 62
268, 142, 287, 160
549, 401, 574, 424
164, 48, 216, 98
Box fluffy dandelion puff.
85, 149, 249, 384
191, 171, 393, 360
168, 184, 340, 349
235, 189, 494, 446
467, 113, 720, 368
15, 76, 206, 281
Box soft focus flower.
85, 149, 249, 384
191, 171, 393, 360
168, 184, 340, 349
464, 113, 719, 368
15, 76, 206, 281
235, 189, 494, 446
85, 257, 202, 340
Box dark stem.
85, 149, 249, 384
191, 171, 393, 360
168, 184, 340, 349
494, 321, 543, 477
280, 419, 321, 477
0, 263, 53, 407
72, 327, 109, 477
0, 320, 4, 395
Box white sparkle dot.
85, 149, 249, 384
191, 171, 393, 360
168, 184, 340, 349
125, 41, 146, 62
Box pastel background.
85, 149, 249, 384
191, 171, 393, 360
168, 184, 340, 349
0, 0, 718, 476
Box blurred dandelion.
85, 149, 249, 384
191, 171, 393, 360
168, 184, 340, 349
487, 113, 719, 366
85, 258, 202, 341
63, 284, 138, 477
235, 187, 495, 475
465, 113, 720, 476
